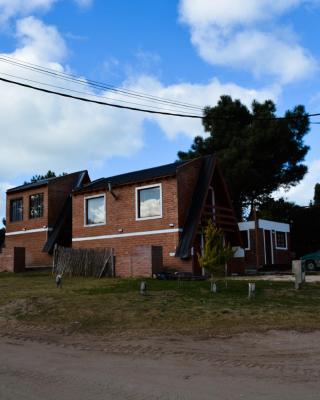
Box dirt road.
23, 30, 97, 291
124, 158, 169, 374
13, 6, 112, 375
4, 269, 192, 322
1, 330, 320, 399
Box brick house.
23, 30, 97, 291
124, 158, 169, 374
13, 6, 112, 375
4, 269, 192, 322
238, 219, 292, 269
72, 155, 244, 277
0, 171, 90, 272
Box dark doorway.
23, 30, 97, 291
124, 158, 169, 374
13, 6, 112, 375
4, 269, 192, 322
264, 230, 273, 265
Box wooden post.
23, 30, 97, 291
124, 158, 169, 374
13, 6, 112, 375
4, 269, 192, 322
254, 207, 260, 269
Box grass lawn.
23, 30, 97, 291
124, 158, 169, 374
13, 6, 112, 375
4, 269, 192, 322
1, 271, 320, 336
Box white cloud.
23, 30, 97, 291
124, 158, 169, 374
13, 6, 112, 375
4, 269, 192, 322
0, 17, 146, 181
179, 0, 310, 27
0, 0, 57, 24
73, 0, 93, 8
127, 75, 279, 138
14, 16, 67, 63
276, 159, 320, 205
0, 181, 11, 223
0, 16, 280, 221
179, 0, 319, 83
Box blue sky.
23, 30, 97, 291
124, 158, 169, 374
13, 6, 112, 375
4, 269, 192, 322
0, 0, 320, 221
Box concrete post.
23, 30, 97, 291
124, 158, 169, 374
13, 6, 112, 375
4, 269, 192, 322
292, 260, 305, 290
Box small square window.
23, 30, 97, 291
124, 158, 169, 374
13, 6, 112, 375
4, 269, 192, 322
10, 198, 23, 222
85, 196, 105, 225
136, 185, 162, 219
29, 193, 44, 219
276, 231, 287, 249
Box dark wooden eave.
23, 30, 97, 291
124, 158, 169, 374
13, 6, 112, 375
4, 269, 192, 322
175, 155, 241, 259
175, 155, 216, 259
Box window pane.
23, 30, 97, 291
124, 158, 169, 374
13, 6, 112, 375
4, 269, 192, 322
276, 232, 286, 248
10, 198, 23, 222
138, 186, 161, 218
29, 193, 44, 219
86, 196, 105, 225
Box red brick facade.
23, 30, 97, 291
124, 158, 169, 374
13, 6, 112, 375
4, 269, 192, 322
1, 172, 88, 270
72, 173, 196, 275
72, 158, 242, 276
1, 158, 242, 276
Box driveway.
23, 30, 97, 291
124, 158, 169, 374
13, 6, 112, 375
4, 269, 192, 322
1, 330, 320, 399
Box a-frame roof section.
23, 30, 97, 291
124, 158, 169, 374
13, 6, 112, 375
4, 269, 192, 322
175, 155, 216, 259
42, 170, 90, 253
175, 155, 238, 259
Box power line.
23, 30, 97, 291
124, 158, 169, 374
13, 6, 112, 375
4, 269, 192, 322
0, 76, 203, 118
0, 56, 204, 112
0, 71, 204, 115
0, 68, 318, 122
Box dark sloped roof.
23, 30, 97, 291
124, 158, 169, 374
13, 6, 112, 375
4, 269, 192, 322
175, 155, 216, 259
42, 171, 89, 253
7, 177, 55, 194
7, 170, 88, 194
74, 160, 190, 194
42, 196, 71, 253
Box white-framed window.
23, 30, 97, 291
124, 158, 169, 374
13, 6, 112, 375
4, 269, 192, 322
135, 184, 162, 220
275, 231, 287, 250
84, 194, 106, 226
241, 229, 250, 250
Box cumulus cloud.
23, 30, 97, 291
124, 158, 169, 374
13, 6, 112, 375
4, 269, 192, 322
0, 17, 146, 180
13, 16, 67, 63
73, 0, 93, 8
0, 16, 280, 220
0, 0, 57, 24
179, 0, 319, 83
0, 181, 12, 224
276, 159, 320, 205
127, 75, 279, 138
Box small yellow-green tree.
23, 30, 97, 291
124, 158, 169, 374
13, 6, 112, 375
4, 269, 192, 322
198, 220, 234, 292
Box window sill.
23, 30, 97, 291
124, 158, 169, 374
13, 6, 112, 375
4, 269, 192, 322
84, 223, 106, 228
136, 215, 163, 221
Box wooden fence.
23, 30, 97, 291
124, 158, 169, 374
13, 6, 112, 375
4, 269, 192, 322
53, 245, 114, 278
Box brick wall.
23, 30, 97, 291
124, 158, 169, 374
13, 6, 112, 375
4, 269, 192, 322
4, 232, 52, 267
2, 173, 84, 270
73, 176, 179, 237
72, 176, 194, 274
6, 186, 49, 234
0, 247, 25, 272
73, 233, 193, 273
115, 245, 163, 277
72, 172, 199, 276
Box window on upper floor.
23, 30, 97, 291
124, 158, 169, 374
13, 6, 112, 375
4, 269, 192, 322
276, 231, 287, 249
136, 184, 162, 220
85, 195, 106, 226
10, 198, 23, 222
29, 193, 44, 219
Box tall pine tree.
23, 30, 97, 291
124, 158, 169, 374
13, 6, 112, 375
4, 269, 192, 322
178, 95, 310, 218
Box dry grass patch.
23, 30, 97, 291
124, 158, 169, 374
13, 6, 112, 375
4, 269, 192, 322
1, 271, 320, 336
